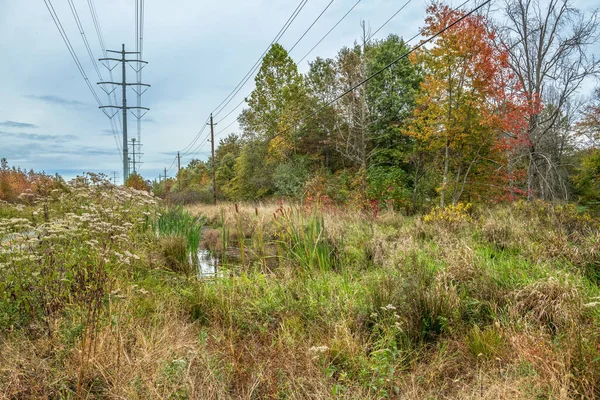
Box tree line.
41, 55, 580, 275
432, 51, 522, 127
155, 0, 600, 214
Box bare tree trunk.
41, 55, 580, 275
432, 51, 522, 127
503, 0, 599, 201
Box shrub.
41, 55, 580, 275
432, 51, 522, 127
125, 173, 149, 191
367, 165, 411, 212
166, 189, 213, 205
424, 202, 472, 227
273, 157, 310, 199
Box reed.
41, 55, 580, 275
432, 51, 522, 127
156, 206, 205, 255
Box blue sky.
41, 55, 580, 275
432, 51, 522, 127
0, 0, 597, 182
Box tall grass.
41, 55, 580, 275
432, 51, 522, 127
275, 207, 335, 272
3, 196, 600, 398
156, 207, 205, 255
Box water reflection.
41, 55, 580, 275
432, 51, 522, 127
197, 249, 219, 278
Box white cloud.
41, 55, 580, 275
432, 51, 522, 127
0, 0, 597, 180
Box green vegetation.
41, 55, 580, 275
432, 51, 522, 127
155, 207, 205, 275
2, 0, 599, 397
154, 0, 599, 217
1, 175, 599, 398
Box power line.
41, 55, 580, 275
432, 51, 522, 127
296, 0, 478, 126
180, 116, 211, 157
209, 0, 483, 170
212, 0, 310, 118
216, 0, 412, 147
135, 0, 145, 145
67, 0, 103, 79
66, 0, 121, 156
215, 119, 238, 138
87, 0, 123, 152
166, 154, 179, 173
186, 133, 212, 160
297, 0, 362, 64
289, 0, 336, 53
214, 0, 335, 134
215, 98, 244, 125
178, 0, 311, 163
368, 0, 413, 41
43, 0, 103, 106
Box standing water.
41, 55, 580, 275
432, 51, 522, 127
197, 249, 219, 278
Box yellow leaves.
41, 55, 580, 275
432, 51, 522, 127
267, 135, 293, 163
424, 202, 472, 224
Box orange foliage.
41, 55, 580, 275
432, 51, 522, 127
406, 3, 529, 203
125, 173, 149, 192
0, 159, 57, 202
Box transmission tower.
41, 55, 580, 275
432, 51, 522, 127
129, 138, 144, 174
97, 44, 150, 182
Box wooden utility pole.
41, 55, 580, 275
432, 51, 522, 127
164, 168, 167, 185
209, 113, 217, 205
177, 151, 181, 191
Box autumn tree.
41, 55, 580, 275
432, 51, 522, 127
125, 173, 149, 192
406, 4, 517, 207
502, 0, 600, 200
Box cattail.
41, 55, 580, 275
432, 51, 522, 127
255, 207, 258, 216
235, 203, 239, 214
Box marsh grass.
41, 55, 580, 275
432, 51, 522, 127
155, 207, 206, 275
2, 196, 600, 399
275, 207, 336, 272
156, 206, 204, 255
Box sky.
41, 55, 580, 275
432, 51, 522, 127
0, 0, 598, 183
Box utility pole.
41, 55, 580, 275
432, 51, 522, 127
177, 151, 181, 191
98, 44, 150, 182
112, 171, 118, 185
208, 113, 217, 205
164, 168, 167, 184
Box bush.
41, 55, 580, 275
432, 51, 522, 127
367, 165, 411, 211
166, 189, 213, 205
125, 173, 149, 191
424, 202, 472, 226
273, 157, 310, 199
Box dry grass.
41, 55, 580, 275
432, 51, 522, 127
1, 200, 599, 399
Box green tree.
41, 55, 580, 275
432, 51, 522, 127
230, 140, 271, 200
233, 44, 306, 199
366, 34, 422, 167
239, 43, 305, 142
215, 134, 242, 198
